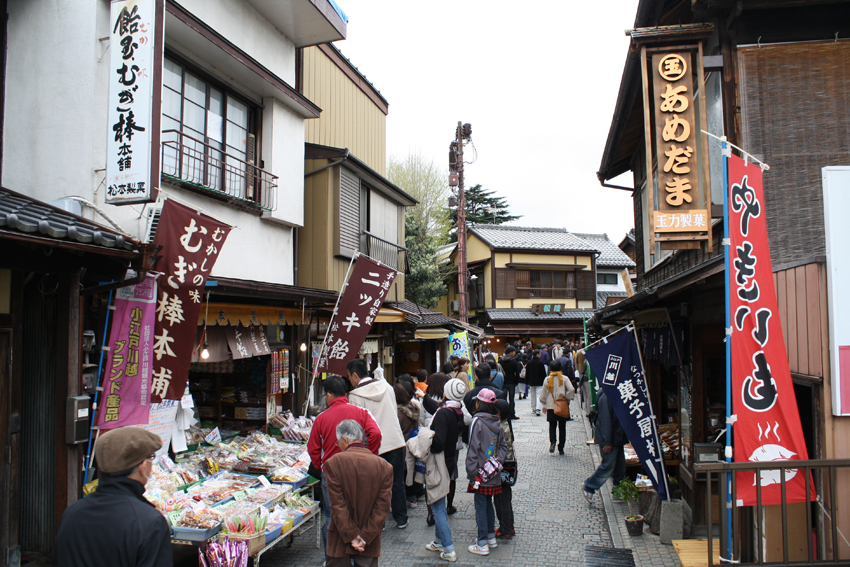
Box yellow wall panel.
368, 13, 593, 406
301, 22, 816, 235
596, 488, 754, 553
510, 253, 576, 265
494, 253, 511, 268
495, 299, 512, 309
467, 234, 491, 263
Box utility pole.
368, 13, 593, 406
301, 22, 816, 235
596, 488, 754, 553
449, 121, 471, 323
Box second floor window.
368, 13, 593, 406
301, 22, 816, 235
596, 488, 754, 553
161, 57, 263, 204
597, 273, 619, 285
516, 269, 576, 299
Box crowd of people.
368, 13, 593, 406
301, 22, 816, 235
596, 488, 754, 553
303, 337, 625, 566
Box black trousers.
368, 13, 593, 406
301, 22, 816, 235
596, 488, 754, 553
494, 483, 514, 532
548, 413, 567, 449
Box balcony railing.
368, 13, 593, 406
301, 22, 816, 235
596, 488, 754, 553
161, 129, 278, 211
695, 458, 850, 565
362, 231, 409, 274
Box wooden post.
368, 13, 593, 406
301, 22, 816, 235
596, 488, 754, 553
640, 45, 657, 261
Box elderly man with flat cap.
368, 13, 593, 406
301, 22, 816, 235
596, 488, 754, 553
54, 427, 172, 567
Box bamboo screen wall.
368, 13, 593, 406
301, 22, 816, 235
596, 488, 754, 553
738, 40, 850, 266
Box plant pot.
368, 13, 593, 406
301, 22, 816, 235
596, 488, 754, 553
625, 515, 644, 536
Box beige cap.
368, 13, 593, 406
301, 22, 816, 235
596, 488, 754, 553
95, 427, 162, 473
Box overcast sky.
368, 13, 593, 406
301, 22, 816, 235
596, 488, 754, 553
332, 0, 640, 243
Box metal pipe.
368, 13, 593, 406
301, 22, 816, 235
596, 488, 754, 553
304, 152, 349, 178
722, 137, 734, 560
599, 180, 636, 192
83, 289, 114, 487
781, 468, 788, 563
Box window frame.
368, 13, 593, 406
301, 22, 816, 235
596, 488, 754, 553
597, 273, 619, 285
515, 269, 577, 299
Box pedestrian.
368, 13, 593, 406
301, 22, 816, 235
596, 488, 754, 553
525, 349, 547, 416
420, 372, 449, 426
452, 357, 472, 388
540, 344, 551, 366
551, 340, 565, 361
307, 376, 383, 557
462, 364, 506, 429
494, 399, 516, 540
465, 389, 508, 556
581, 389, 627, 503
485, 354, 504, 389
412, 378, 465, 563
346, 358, 409, 529
54, 427, 172, 567
395, 384, 425, 509
500, 346, 520, 412
325, 420, 394, 567
538, 359, 576, 455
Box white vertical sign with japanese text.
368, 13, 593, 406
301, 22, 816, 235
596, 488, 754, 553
106, 0, 162, 204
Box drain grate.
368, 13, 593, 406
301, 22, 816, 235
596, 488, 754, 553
585, 545, 636, 567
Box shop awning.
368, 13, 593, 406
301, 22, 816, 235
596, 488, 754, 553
491, 322, 583, 335
199, 303, 306, 326
414, 327, 450, 340
375, 307, 406, 323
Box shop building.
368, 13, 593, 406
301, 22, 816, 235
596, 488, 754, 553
594, 0, 850, 560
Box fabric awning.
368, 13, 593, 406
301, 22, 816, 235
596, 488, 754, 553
491, 322, 583, 335
375, 307, 406, 323
414, 328, 450, 340
199, 303, 306, 326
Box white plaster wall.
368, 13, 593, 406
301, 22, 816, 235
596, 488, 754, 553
177, 0, 295, 84
262, 98, 305, 227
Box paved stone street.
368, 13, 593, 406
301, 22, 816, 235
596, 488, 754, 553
248, 393, 682, 567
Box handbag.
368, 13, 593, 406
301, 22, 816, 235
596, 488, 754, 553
500, 460, 518, 486
554, 397, 571, 419
519, 365, 527, 380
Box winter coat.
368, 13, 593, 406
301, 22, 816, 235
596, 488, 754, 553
540, 350, 551, 366
500, 356, 520, 386
430, 404, 462, 479
594, 391, 626, 447
525, 357, 547, 387
54, 475, 172, 567
397, 402, 419, 441
490, 370, 504, 390
348, 378, 406, 455
407, 428, 450, 505
308, 396, 382, 470
465, 413, 508, 487
538, 372, 576, 410
462, 381, 506, 420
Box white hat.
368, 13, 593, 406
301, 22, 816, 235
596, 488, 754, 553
444, 378, 467, 402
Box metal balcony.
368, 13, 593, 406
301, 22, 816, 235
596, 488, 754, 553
161, 129, 277, 211
362, 231, 409, 274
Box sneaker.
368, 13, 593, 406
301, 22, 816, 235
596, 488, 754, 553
549, 443, 555, 453
468, 544, 489, 556
440, 551, 458, 562
488, 538, 498, 548
407, 499, 418, 509
495, 528, 515, 539
425, 541, 443, 552
397, 521, 408, 529
581, 487, 594, 504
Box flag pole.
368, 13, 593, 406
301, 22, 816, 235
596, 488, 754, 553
304, 252, 358, 416
630, 322, 670, 500
722, 137, 734, 559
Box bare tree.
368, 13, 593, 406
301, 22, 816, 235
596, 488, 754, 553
387, 153, 451, 243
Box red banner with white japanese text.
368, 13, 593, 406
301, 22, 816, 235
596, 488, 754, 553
316, 255, 396, 376
150, 199, 231, 401
728, 155, 813, 506
96, 273, 157, 428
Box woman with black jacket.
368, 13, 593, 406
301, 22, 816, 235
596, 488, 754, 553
525, 350, 547, 416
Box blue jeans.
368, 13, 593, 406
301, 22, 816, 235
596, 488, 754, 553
322, 475, 330, 559
380, 447, 408, 525
431, 496, 454, 553
473, 493, 496, 546
584, 445, 626, 494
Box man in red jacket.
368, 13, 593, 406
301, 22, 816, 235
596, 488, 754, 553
308, 375, 382, 560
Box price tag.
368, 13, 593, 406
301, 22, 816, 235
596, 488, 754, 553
232, 491, 247, 501
258, 475, 272, 488
192, 500, 207, 513
168, 510, 182, 526
181, 393, 195, 409
204, 427, 222, 445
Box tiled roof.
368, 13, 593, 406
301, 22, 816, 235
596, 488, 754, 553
470, 225, 598, 253
385, 300, 485, 337
0, 188, 136, 250
597, 291, 629, 309
484, 308, 593, 322
573, 233, 636, 268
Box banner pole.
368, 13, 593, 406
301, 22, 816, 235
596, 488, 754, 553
304, 252, 358, 416
630, 322, 670, 500
582, 314, 597, 407
722, 138, 734, 559
580, 323, 632, 353
84, 288, 115, 487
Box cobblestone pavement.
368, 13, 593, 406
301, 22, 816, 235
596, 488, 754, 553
228, 394, 680, 566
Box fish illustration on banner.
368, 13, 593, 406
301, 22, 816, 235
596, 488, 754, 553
149, 199, 232, 401
584, 330, 668, 500
315, 255, 396, 376
727, 155, 814, 506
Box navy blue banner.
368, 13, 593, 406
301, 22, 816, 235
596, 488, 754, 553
584, 330, 668, 500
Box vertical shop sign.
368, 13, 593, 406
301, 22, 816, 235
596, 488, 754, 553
449, 331, 470, 360
150, 199, 231, 401
650, 51, 708, 235
97, 273, 157, 428
728, 155, 813, 506
316, 255, 396, 376
584, 330, 669, 500
105, 0, 164, 204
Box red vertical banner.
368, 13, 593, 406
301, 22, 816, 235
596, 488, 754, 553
316, 255, 396, 376
728, 155, 813, 506
150, 199, 231, 401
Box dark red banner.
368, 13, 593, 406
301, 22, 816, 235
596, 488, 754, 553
150, 199, 231, 401
728, 155, 813, 506
316, 255, 396, 376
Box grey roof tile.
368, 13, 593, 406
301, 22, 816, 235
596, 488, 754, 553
597, 291, 629, 309
573, 232, 636, 268
470, 225, 598, 253
484, 308, 592, 321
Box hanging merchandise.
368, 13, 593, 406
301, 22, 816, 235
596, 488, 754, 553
269, 349, 289, 395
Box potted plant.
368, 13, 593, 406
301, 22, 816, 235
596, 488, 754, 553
613, 479, 644, 536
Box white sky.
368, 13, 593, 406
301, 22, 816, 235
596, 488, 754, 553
332, 0, 640, 243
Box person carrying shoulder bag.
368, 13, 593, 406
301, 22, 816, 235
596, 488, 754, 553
538, 359, 575, 455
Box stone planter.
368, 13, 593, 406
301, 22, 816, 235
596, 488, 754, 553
625, 515, 644, 536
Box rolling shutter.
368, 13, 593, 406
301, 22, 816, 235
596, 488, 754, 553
576, 269, 595, 302
338, 168, 361, 257
495, 268, 517, 299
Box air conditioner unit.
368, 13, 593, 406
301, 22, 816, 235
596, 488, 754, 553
450, 300, 460, 312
